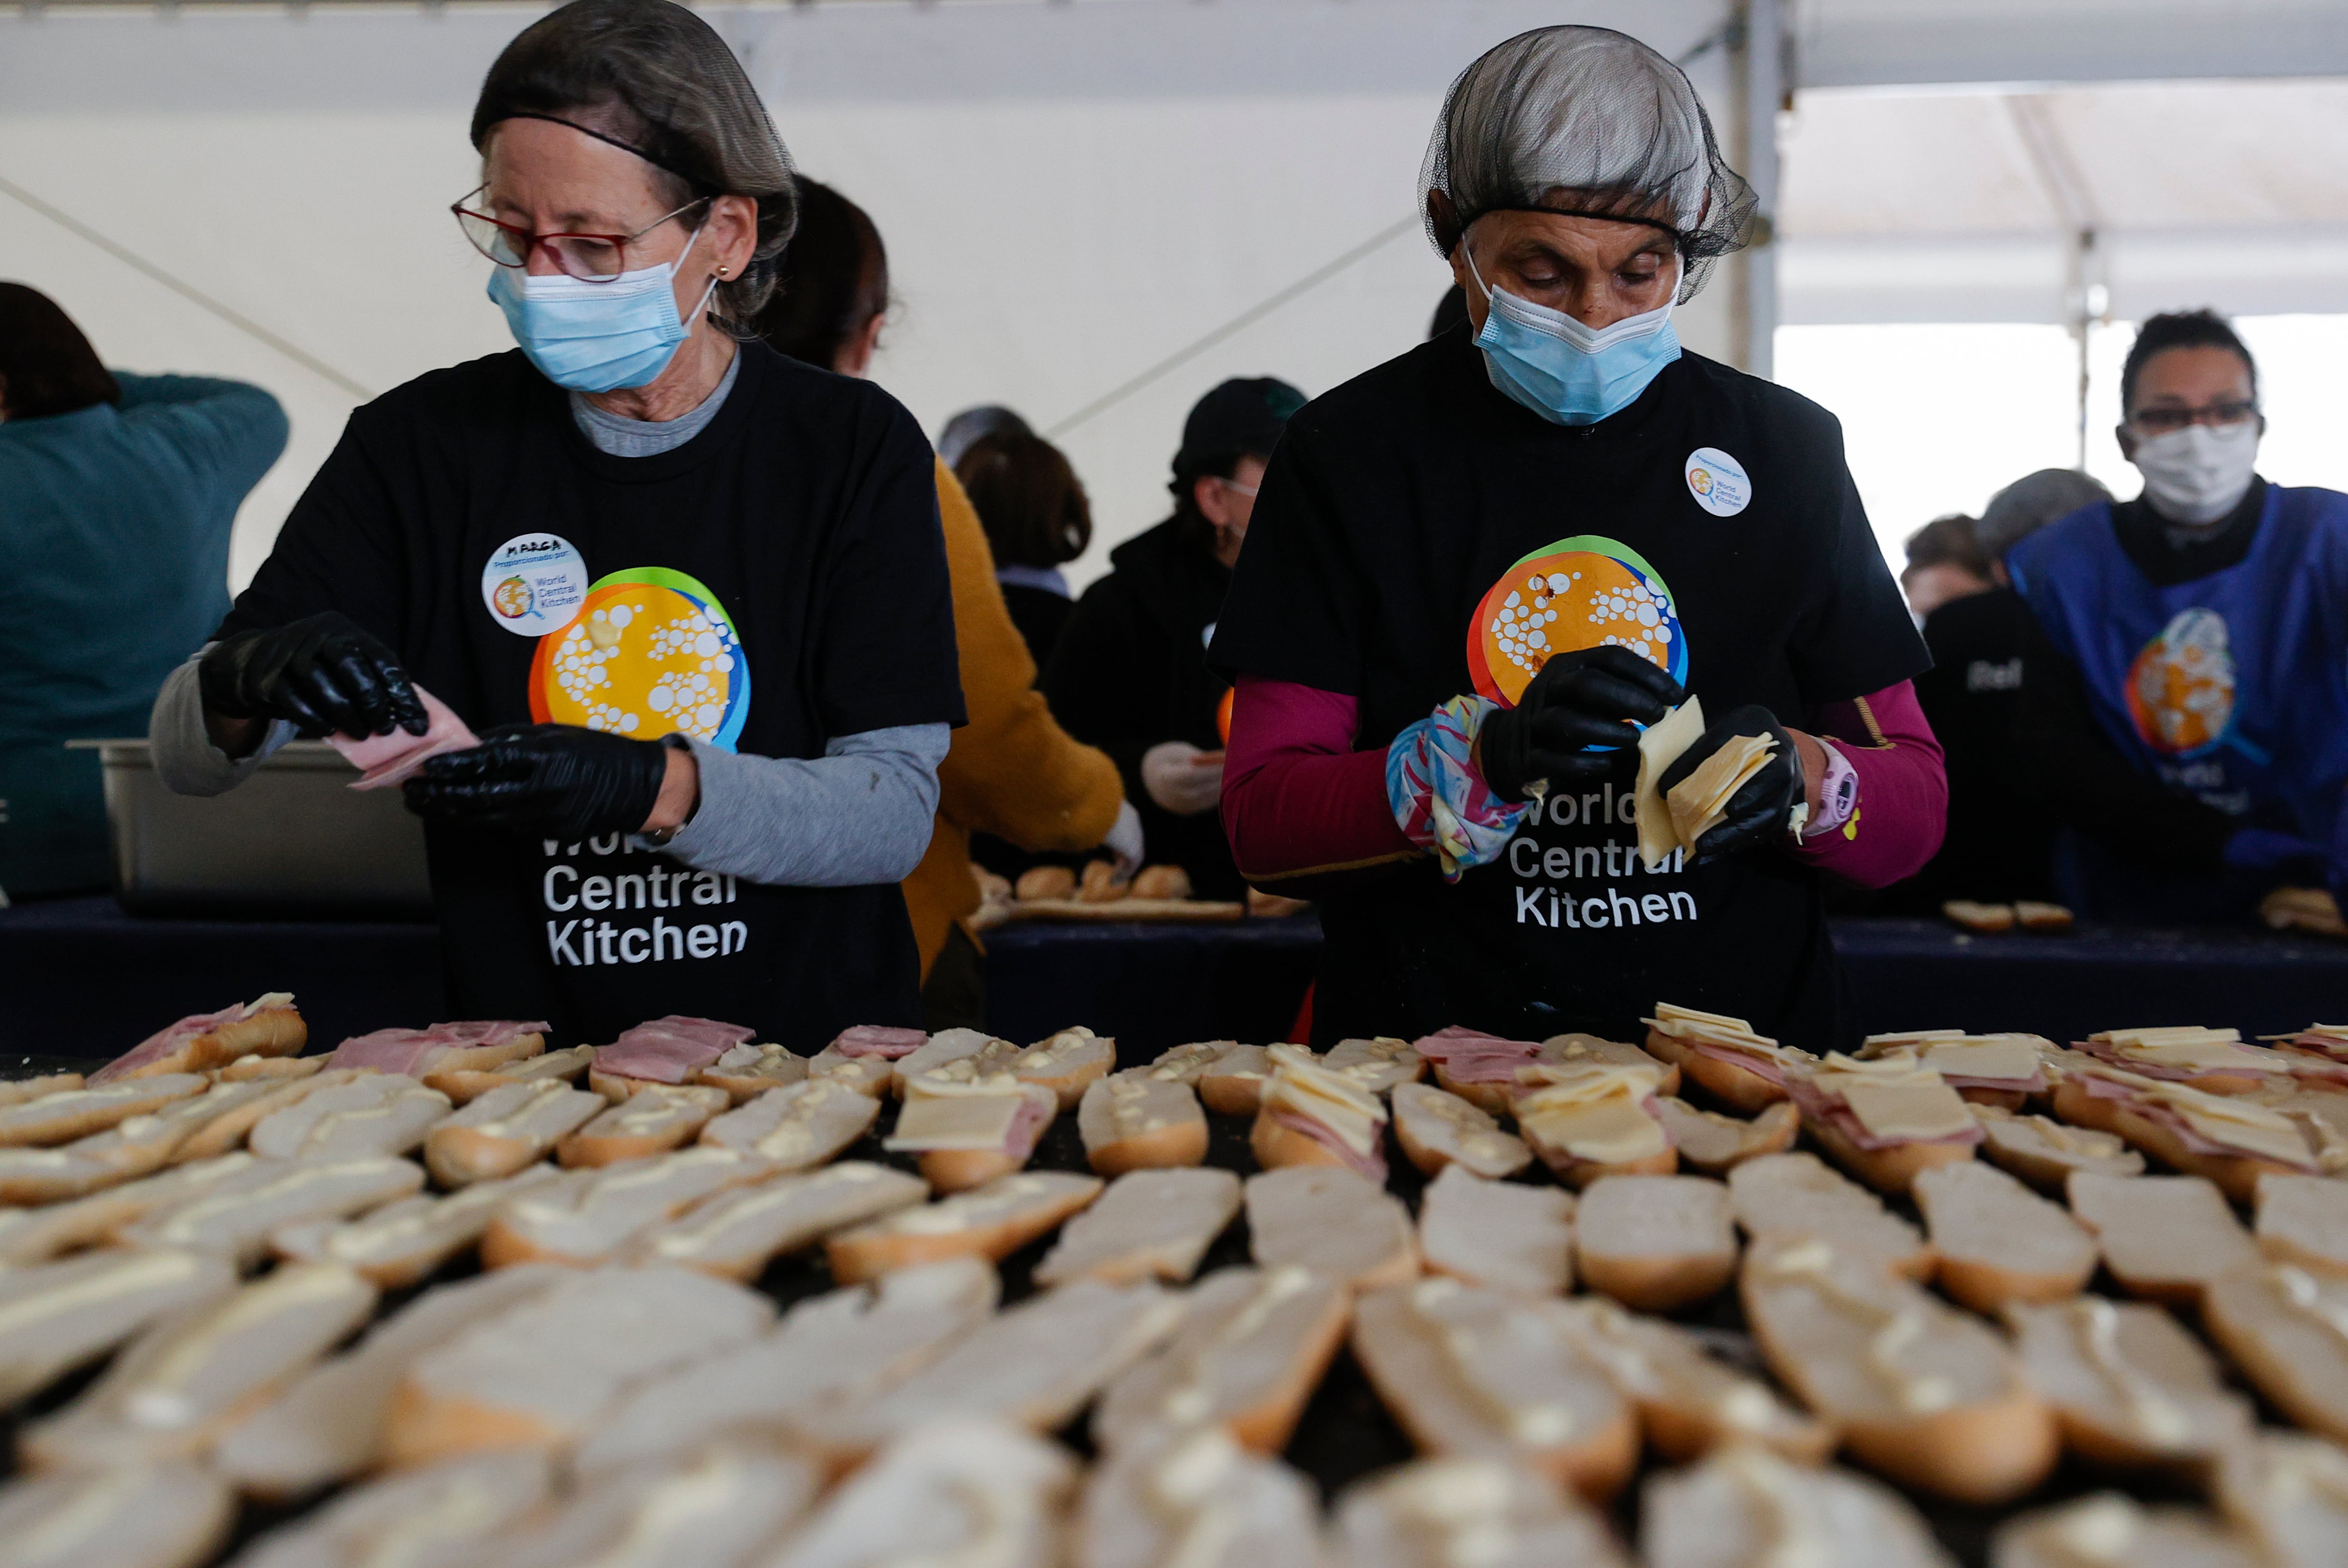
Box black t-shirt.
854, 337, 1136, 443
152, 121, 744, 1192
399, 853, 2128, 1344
1892, 587, 2050, 907
219, 344, 964, 1049
1210, 330, 1927, 1051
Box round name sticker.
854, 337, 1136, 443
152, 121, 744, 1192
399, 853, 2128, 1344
1684, 447, 1752, 518
480, 533, 587, 637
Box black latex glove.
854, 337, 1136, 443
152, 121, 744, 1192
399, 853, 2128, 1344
1654, 704, 1805, 865
403, 723, 672, 841
1477, 646, 1686, 801
198, 611, 427, 739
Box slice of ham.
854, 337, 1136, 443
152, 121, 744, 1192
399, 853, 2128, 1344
92, 1000, 253, 1083
1940, 1070, 2048, 1095
597, 1015, 757, 1084
330, 686, 479, 791
2072, 1069, 2324, 1171
1690, 1040, 1795, 1089
1434, 1041, 1545, 1085
828, 1025, 930, 1060
1410, 1026, 1539, 1061
1784, 1078, 1983, 1153
1269, 1109, 1388, 1183
327, 1021, 550, 1076
1004, 1094, 1054, 1160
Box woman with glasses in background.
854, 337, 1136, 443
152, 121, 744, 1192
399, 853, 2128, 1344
147, 0, 963, 1048
2009, 308, 2348, 927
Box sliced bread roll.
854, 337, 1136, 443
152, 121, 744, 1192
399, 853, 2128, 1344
1725, 1152, 1933, 1279
424, 1079, 603, 1186
1654, 1097, 1799, 1176
762, 1419, 1074, 1568
0, 1152, 255, 1267
1551, 1295, 1832, 1463
268, 1165, 564, 1288
1034, 1167, 1242, 1287
0, 1089, 265, 1206
1391, 1083, 1531, 1179
439, 1437, 818, 1568
800, 1048, 896, 1099
1245, 1166, 1417, 1291
480, 1146, 771, 1268
2256, 1171, 2348, 1275
634, 1161, 928, 1281
1543, 1033, 1681, 1094
1992, 1494, 2259, 1568
883, 1078, 1057, 1193
2066, 1172, 2258, 1305
1510, 1062, 1675, 1188
0, 1071, 210, 1148
247, 1074, 451, 1162
1349, 1276, 1638, 1502
827, 1170, 1103, 1284
1330, 1455, 1632, 1568
2214, 1430, 2348, 1568
1144, 1041, 1239, 1087
171, 1071, 375, 1165
557, 1082, 729, 1167
1015, 1027, 1117, 1108
1092, 1265, 1350, 1454
1974, 1104, 2145, 1190
0, 1247, 237, 1405
697, 1078, 882, 1172
424, 1043, 596, 1106
1075, 1426, 1321, 1568
122, 1154, 426, 1267
891, 1028, 1017, 1099
1574, 1174, 1737, 1312
1785, 1050, 1983, 1196
694, 1043, 807, 1105
20, 1261, 379, 1471
1642, 1445, 1956, 1568
1641, 1004, 1815, 1114
384, 1265, 774, 1466
1416, 1163, 1574, 1298
2201, 1261, 2348, 1443
1250, 1044, 1388, 1178
217, 1054, 324, 1084
1078, 1071, 1208, 1175
1741, 1232, 2058, 1503
1913, 1160, 2097, 1311
571, 1259, 998, 1477
224, 1452, 552, 1568
0, 1071, 80, 1107
1198, 1044, 1272, 1115
1322, 1036, 1426, 1096
2004, 1295, 2253, 1473
0, 1462, 233, 1568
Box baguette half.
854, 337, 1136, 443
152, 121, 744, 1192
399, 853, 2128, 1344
2255, 1171, 2348, 1275
1993, 1494, 2258, 1568
1076, 1426, 1321, 1568
2065, 1171, 2258, 1306
1974, 1104, 2144, 1191
695, 1042, 808, 1105
2213, 1431, 2348, 1568
826, 1170, 1103, 1284
1913, 1159, 2097, 1311
1642, 1444, 1955, 1568
1198, 1044, 1271, 1114
479, 1146, 770, 1268
424, 1043, 596, 1105
1726, 1152, 1933, 1279
1416, 1163, 1574, 1298
423, 1079, 603, 1186
557, 1081, 729, 1167
2201, 1261, 2348, 1443
1391, 1083, 1531, 1179
1092, 1264, 1349, 1453
634, 1161, 928, 1281
1245, 1166, 1417, 1291
268, 1164, 564, 1288
0, 1247, 237, 1405
1077, 1071, 1209, 1175
762, 1419, 1074, 1568
1574, 1174, 1736, 1312
1331, 1454, 1631, 1568
92, 993, 305, 1083
1034, 1166, 1241, 1287
1552, 1295, 1832, 1463
698, 1077, 882, 1172
1653, 1096, 1798, 1176
2004, 1295, 2253, 1474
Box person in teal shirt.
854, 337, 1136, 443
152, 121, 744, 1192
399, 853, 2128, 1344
0, 283, 288, 896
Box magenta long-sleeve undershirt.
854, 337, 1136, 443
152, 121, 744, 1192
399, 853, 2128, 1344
1221, 673, 1947, 890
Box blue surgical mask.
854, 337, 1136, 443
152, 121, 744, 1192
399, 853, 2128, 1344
487, 226, 717, 393
1465, 246, 1681, 426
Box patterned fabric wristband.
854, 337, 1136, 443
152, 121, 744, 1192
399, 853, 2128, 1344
1387, 695, 1532, 882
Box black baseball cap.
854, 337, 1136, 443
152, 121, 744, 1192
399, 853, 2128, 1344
1172, 376, 1307, 490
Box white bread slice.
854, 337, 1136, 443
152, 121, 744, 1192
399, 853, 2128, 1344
480, 1146, 772, 1268
1913, 1160, 2097, 1311
247, 1074, 450, 1161
0, 1072, 209, 1147
1322, 1036, 1426, 1096
1034, 1166, 1241, 1287
1245, 1166, 1417, 1290
424, 1043, 596, 1105
1574, 1174, 1736, 1312
171, 1070, 371, 1164
1391, 1083, 1531, 1179
385, 1264, 774, 1466
2066, 1172, 2258, 1305
423, 1079, 603, 1185
827, 1170, 1103, 1284
762, 1418, 1074, 1568
635, 1161, 928, 1281
0, 1071, 81, 1107
1551, 1295, 1832, 1463
0, 1247, 238, 1405
268, 1165, 563, 1288
2214, 1430, 2348, 1568
2201, 1261, 2348, 1442
0, 1076, 320, 1205
891, 1027, 1017, 1098
696, 1042, 808, 1105
792, 1279, 1183, 1462
448, 1437, 818, 1568
122, 1154, 426, 1267
1349, 1276, 1638, 1502
1642, 1444, 1956, 1568
0, 1462, 233, 1568
1331, 1454, 1632, 1568
1974, 1104, 2145, 1191
1654, 1097, 1799, 1176
1993, 1494, 2258, 1568
1075, 1425, 1321, 1568
1741, 1232, 2057, 1503
696, 1078, 881, 1172
20, 1261, 378, 1470
0, 1152, 255, 1266
1144, 1041, 1239, 1086
1015, 1026, 1118, 1108
1725, 1152, 1932, 1278
211, 1265, 568, 1499
1198, 1043, 1272, 1114
2256, 1171, 2348, 1275
1078, 1071, 1209, 1175
572, 1259, 997, 1477
2004, 1295, 2253, 1472
1092, 1265, 1349, 1454
800, 1048, 894, 1098
557, 1081, 729, 1167
223, 1451, 552, 1568
1417, 1163, 1574, 1297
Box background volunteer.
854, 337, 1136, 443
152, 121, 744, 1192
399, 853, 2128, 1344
149, 0, 962, 1049
0, 285, 286, 899
1212, 25, 1948, 1049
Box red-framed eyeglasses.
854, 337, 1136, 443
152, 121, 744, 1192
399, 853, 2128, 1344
452, 186, 710, 283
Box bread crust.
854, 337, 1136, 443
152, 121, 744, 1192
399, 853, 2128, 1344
1087, 1120, 1209, 1176
1656, 1098, 1800, 1177
2201, 1266, 2348, 1444
113, 1008, 309, 1082
1248, 1114, 1360, 1174
1642, 1030, 1784, 1114
382, 1381, 561, 1467
1015, 865, 1076, 902
555, 1086, 727, 1169
1198, 1049, 1269, 1116
2052, 1080, 2300, 1203
1428, 1064, 1512, 1116
1543, 1144, 1677, 1191
824, 1181, 1101, 1285
918, 1148, 1027, 1194
1835, 1388, 2058, 1505
1579, 1250, 1733, 1315
1801, 1110, 1977, 1197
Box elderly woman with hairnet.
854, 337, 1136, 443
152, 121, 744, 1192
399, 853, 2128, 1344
148, 0, 962, 1050
1214, 26, 1948, 1051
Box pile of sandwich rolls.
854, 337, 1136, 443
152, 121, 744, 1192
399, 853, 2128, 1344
2, 1002, 2347, 1568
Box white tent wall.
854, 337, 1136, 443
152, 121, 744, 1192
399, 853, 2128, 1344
0, 0, 1745, 595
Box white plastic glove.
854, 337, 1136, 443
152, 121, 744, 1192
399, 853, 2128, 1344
1141, 740, 1226, 818
1102, 800, 1145, 880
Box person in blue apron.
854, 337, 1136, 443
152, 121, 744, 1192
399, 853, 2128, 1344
147, 0, 962, 1048
1212, 26, 1948, 1051
2010, 308, 2348, 925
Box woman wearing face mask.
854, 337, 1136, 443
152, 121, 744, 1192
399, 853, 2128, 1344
147, 0, 963, 1049
2009, 309, 2348, 925
1212, 27, 1948, 1049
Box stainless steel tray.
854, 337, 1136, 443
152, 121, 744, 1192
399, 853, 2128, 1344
72, 739, 431, 916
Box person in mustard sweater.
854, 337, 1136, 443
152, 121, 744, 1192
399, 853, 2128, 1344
757, 178, 1135, 1024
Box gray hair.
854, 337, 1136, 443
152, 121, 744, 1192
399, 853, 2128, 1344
1975, 468, 2112, 561
471, 0, 797, 325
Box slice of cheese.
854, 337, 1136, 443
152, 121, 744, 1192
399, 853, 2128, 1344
1807, 1052, 1975, 1142
1666, 732, 1777, 849
1260, 1045, 1384, 1157
2092, 1026, 2242, 1049
1514, 1063, 1668, 1164
1634, 696, 1706, 870
2128, 1078, 2320, 1167
1863, 1029, 1969, 1047
1913, 1037, 2043, 1084
885, 1076, 1031, 1153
